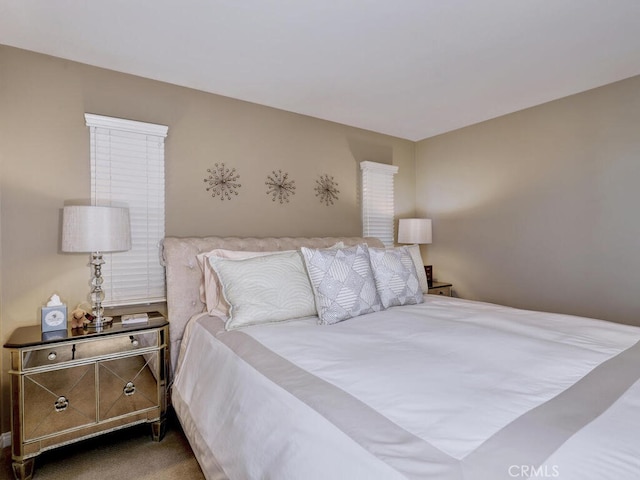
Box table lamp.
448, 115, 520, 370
398, 218, 433, 287
62, 205, 131, 329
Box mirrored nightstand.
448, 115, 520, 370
4, 314, 169, 480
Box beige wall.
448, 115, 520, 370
0, 45, 416, 432
416, 75, 640, 326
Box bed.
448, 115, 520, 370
162, 236, 640, 480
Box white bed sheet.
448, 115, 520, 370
172, 295, 640, 480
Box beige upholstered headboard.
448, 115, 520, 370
161, 236, 384, 371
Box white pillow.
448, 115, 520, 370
209, 250, 317, 330
369, 246, 424, 308
197, 243, 345, 317
300, 244, 383, 325
197, 249, 292, 317
405, 244, 429, 293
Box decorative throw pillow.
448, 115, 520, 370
406, 244, 429, 293
300, 244, 383, 325
209, 250, 316, 330
197, 249, 289, 317
369, 247, 424, 308
197, 243, 345, 317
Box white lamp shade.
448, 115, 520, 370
62, 206, 131, 253
398, 218, 432, 244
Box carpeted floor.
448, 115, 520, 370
1, 412, 205, 479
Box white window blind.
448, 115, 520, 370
360, 161, 399, 247
85, 113, 168, 306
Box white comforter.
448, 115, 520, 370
172, 295, 640, 480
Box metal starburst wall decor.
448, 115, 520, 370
265, 170, 296, 204
204, 163, 242, 201
315, 174, 340, 206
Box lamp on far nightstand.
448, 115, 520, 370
62, 205, 131, 329
398, 218, 433, 287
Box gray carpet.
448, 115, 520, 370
1, 413, 205, 479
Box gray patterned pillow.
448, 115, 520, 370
369, 247, 424, 308
300, 244, 383, 325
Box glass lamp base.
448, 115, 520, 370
87, 316, 113, 330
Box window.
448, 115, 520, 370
360, 161, 399, 247
85, 113, 168, 305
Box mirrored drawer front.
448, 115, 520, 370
23, 364, 96, 441
22, 331, 159, 370
99, 353, 160, 421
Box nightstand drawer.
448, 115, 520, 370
427, 282, 453, 296
430, 286, 451, 296
23, 346, 74, 369
74, 331, 158, 360
22, 331, 159, 370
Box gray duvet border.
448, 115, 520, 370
202, 317, 640, 480
463, 338, 640, 479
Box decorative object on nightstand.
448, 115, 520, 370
61, 205, 131, 330
4, 313, 169, 480
424, 265, 433, 288
398, 218, 433, 287
41, 294, 67, 334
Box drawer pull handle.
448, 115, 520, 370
47, 352, 57, 361
124, 381, 136, 396
54, 396, 69, 412
130, 336, 139, 347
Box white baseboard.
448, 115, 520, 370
1, 431, 11, 448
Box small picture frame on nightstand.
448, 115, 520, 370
424, 265, 433, 288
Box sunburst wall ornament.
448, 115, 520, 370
265, 169, 296, 204
315, 174, 340, 206
204, 163, 242, 201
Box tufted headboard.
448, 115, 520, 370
161, 236, 384, 371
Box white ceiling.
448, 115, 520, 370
2, 1, 640, 141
